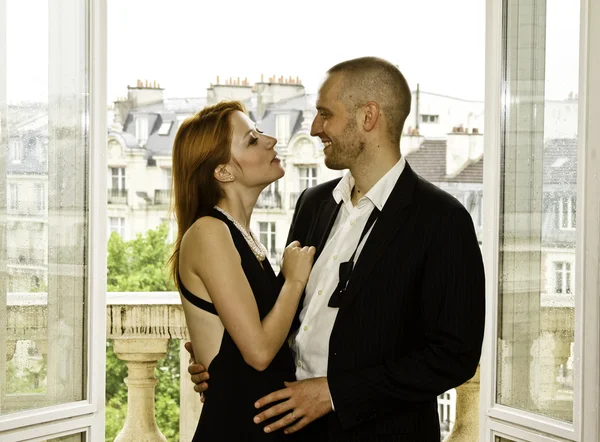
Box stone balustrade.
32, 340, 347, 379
4, 292, 478, 440
106, 292, 202, 442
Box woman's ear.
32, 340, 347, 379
214, 165, 235, 183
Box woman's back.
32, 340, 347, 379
179, 209, 296, 441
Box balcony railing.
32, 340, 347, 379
256, 190, 283, 209
108, 188, 128, 204
6, 247, 46, 266
7, 203, 46, 216
3, 293, 480, 441
154, 189, 170, 205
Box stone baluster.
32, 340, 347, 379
113, 338, 169, 442
444, 365, 480, 442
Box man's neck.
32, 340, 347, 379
349, 150, 401, 206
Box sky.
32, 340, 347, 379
4, 0, 580, 104
106, 0, 487, 101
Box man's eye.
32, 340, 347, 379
250, 137, 258, 145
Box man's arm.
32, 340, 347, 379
328, 207, 485, 430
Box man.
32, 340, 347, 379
187, 56, 485, 441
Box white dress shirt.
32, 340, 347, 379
290, 157, 406, 400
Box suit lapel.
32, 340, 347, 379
339, 162, 419, 309
310, 197, 342, 262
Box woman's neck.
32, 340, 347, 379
216, 188, 261, 231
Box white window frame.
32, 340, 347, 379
157, 120, 172, 136
480, 0, 600, 440
165, 167, 172, 189
421, 114, 439, 123
111, 166, 126, 190
9, 138, 23, 162
135, 116, 149, 146
554, 261, 573, 294
558, 195, 577, 230
258, 221, 277, 259
276, 114, 290, 145
7, 182, 18, 210
0, 1, 107, 439
35, 183, 45, 211
109, 216, 125, 238
298, 166, 318, 191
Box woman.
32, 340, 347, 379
170, 100, 315, 441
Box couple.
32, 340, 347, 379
171, 57, 485, 441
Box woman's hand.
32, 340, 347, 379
281, 241, 316, 287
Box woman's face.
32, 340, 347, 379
226, 110, 284, 188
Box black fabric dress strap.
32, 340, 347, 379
177, 273, 218, 315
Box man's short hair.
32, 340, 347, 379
327, 57, 412, 142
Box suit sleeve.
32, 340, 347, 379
328, 207, 485, 430
278, 188, 309, 333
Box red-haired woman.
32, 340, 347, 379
170, 101, 314, 441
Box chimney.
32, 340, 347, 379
127, 78, 165, 109
445, 128, 484, 177
206, 74, 253, 106
255, 73, 306, 120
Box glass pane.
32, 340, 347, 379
496, 438, 518, 442
1, 0, 89, 415
45, 432, 85, 442
497, 0, 579, 422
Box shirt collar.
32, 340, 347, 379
332, 156, 406, 211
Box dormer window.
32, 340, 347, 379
135, 117, 149, 146
421, 114, 439, 123
158, 121, 173, 136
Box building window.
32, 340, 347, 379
276, 114, 290, 145
8, 183, 18, 211
135, 117, 149, 146
158, 121, 173, 136
165, 168, 172, 189
111, 167, 126, 190
109, 217, 126, 237
298, 166, 318, 191
557, 195, 576, 230
258, 222, 277, 260
9, 139, 24, 162
35, 183, 46, 211
421, 114, 439, 123
554, 262, 573, 294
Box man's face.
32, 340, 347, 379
310, 73, 365, 170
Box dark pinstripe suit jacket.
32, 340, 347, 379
286, 162, 485, 442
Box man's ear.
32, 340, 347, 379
214, 165, 235, 183
362, 101, 380, 132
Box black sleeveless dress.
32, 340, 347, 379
180, 209, 297, 441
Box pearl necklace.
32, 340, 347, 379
214, 206, 268, 262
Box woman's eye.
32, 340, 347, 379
250, 137, 258, 145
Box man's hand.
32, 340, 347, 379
253, 377, 332, 434
184, 341, 210, 400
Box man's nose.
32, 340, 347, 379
310, 116, 321, 137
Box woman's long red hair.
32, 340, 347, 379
169, 100, 246, 289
